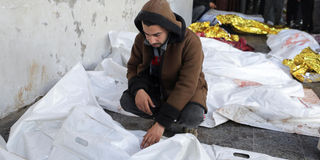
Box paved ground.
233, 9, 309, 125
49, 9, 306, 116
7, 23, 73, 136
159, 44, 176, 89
107, 110, 320, 160
0, 34, 319, 160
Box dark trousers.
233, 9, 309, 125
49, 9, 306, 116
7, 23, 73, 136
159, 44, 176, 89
120, 90, 204, 128
215, 0, 240, 12
286, 0, 300, 25
246, 0, 262, 14
263, 0, 284, 25
301, 0, 314, 32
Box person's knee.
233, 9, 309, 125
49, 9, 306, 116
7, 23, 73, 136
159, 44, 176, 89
178, 103, 204, 128
120, 90, 134, 112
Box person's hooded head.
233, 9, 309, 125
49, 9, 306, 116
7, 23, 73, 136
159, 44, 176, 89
134, 0, 186, 47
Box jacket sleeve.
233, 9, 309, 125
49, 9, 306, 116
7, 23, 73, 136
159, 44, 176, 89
155, 33, 204, 128
127, 34, 151, 95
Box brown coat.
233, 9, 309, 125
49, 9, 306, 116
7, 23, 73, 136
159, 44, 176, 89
127, 30, 208, 112
127, 0, 207, 127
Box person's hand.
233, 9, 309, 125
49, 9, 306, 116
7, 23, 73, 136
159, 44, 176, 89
135, 89, 155, 115
209, 2, 216, 9
140, 122, 165, 149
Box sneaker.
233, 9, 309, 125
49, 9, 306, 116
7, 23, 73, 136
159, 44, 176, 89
183, 127, 198, 138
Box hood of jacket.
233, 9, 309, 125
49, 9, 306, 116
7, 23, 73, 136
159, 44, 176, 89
134, 0, 186, 43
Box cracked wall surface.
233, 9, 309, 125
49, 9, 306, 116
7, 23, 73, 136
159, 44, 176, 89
0, 0, 148, 119
0, 0, 193, 119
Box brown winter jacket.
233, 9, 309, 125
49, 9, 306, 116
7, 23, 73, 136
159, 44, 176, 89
127, 0, 208, 128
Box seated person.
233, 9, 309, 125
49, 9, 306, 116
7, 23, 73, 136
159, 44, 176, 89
120, 0, 208, 149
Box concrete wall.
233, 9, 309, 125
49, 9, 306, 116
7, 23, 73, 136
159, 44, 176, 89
169, 0, 193, 26
0, 0, 192, 119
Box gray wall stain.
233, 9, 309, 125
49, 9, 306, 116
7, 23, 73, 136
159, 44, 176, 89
15, 62, 39, 106
65, 26, 68, 32
104, 16, 108, 23
80, 41, 87, 58
122, 8, 134, 20
98, 0, 105, 6
71, 10, 75, 19
122, 10, 128, 19
64, 66, 68, 74
55, 54, 60, 63
122, 0, 136, 20
42, 22, 48, 26
52, 0, 78, 9
125, 0, 136, 5
55, 12, 60, 18
74, 21, 84, 38
91, 12, 97, 26
15, 27, 21, 32
57, 71, 63, 76
57, 65, 68, 77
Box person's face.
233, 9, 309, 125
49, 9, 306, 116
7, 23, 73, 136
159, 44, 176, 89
142, 22, 168, 48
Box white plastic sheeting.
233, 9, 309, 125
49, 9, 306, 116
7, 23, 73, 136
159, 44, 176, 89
132, 133, 285, 160
0, 136, 5, 148
0, 135, 25, 160
6, 64, 99, 160
199, 9, 264, 24
49, 106, 141, 160
90, 31, 136, 117
5, 64, 285, 160
203, 144, 285, 160
267, 29, 320, 61
130, 134, 211, 160
89, 31, 320, 137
